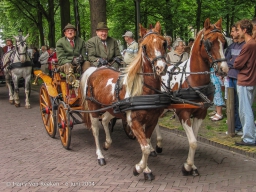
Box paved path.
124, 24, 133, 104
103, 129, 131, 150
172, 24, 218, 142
1, 85, 256, 192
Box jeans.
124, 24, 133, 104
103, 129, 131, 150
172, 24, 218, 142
229, 78, 242, 131
237, 85, 256, 144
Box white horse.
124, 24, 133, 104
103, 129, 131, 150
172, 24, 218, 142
2, 34, 32, 108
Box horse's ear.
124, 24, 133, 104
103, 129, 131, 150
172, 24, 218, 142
154, 21, 161, 34
24, 33, 29, 40
215, 18, 222, 28
139, 23, 147, 38
13, 35, 18, 41
204, 18, 211, 30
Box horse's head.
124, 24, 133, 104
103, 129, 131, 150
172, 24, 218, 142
13, 34, 29, 63
199, 18, 229, 74
139, 21, 167, 76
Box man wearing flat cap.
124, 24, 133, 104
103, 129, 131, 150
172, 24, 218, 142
86, 22, 123, 70
56, 23, 87, 74
122, 31, 138, 65
3, 38, 14, 53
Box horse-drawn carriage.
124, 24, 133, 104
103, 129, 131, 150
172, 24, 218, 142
33, 57, 136, 149
34, 18, 229, 180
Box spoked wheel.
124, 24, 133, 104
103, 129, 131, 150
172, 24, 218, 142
57, 101, 72, 149
39, 84, 57, 138
122, 119, 136, 140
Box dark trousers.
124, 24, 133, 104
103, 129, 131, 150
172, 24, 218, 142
229, 77, 242, 131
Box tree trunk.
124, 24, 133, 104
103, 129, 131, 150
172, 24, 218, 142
59, 0, 71, 36
89, 0, 107, 37
73, 0, 81, 37
37, 9, 44, 47
164, 0, 173, 37
196, 0, 202, 33
48, 0, 55, 47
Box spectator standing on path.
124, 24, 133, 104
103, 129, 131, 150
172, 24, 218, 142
87, 22, 123, 70
166, 38, 188, 66
32, 47, 40, 69
233, 19, 256, 146
3, 38, 14, 53
47, 48, 57, 77
252, 17, 256, 40
225, 24, 245, 135
56, 23, 87, 73
164, 36, 173, 53
122, 31, 138, 66
209, 68, 225, 121
38, 45, 49, 74
0, 47, 3, 61
184, 38, 194, 56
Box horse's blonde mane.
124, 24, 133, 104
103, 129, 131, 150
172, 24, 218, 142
124, 47, 143, 97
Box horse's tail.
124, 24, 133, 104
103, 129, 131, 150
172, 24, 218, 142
80, 67, 97, 129
82, 101, 92, 129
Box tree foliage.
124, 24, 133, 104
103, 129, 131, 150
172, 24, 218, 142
0, 0, 255, 48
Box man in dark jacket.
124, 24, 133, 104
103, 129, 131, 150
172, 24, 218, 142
225, 25, 245, 136
87, 22, 123, 70
56, 23, 87, 74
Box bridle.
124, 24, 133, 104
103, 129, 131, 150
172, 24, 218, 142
200, 26, 227, 70
140, 31, 167, 76
15, 36, 27, 56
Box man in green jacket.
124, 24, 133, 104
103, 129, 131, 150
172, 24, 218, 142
56, 23, 87, 74
87, 22, 123, 70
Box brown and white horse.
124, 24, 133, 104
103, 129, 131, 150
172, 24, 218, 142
156, 18, 229, 175
80, 21, 167, 180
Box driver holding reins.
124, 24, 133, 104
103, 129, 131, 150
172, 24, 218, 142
56, 23, 87, 74
86, 22, 123, 70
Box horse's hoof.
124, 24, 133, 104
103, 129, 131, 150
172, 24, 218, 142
182, 166, 199, 176
192, 169, 199, 176
25, 105, 31, 109
156, 145, 162, 153
102, 143, 109, 151
149, 151, 157, 157
133, 167, 140, 176
9, 100, 14, 105
97, 158, 106, 166
144, 172, 155, 181
15, 103, 20, 107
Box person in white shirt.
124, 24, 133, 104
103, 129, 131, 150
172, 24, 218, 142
38, 45, 49, 74
122, 31, 138, 65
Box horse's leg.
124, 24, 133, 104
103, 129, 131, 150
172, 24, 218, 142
90, 114, 106, 166
128, 111, 156, 180
181, 117, 202, 176
154, 123, 163, 153
101, 112, 114, 150
12, 75, 20, 107
24, 74, 31, 109
5, 72, 14, 104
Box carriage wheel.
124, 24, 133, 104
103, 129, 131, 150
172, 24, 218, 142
39, 85, 57, 138
57, 101, 71, 149
122, 119, 136, 140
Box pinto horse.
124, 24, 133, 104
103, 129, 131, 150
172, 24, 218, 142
156, 18, 229, 175
2, 34, 32, 108
80, 21, 168, 180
